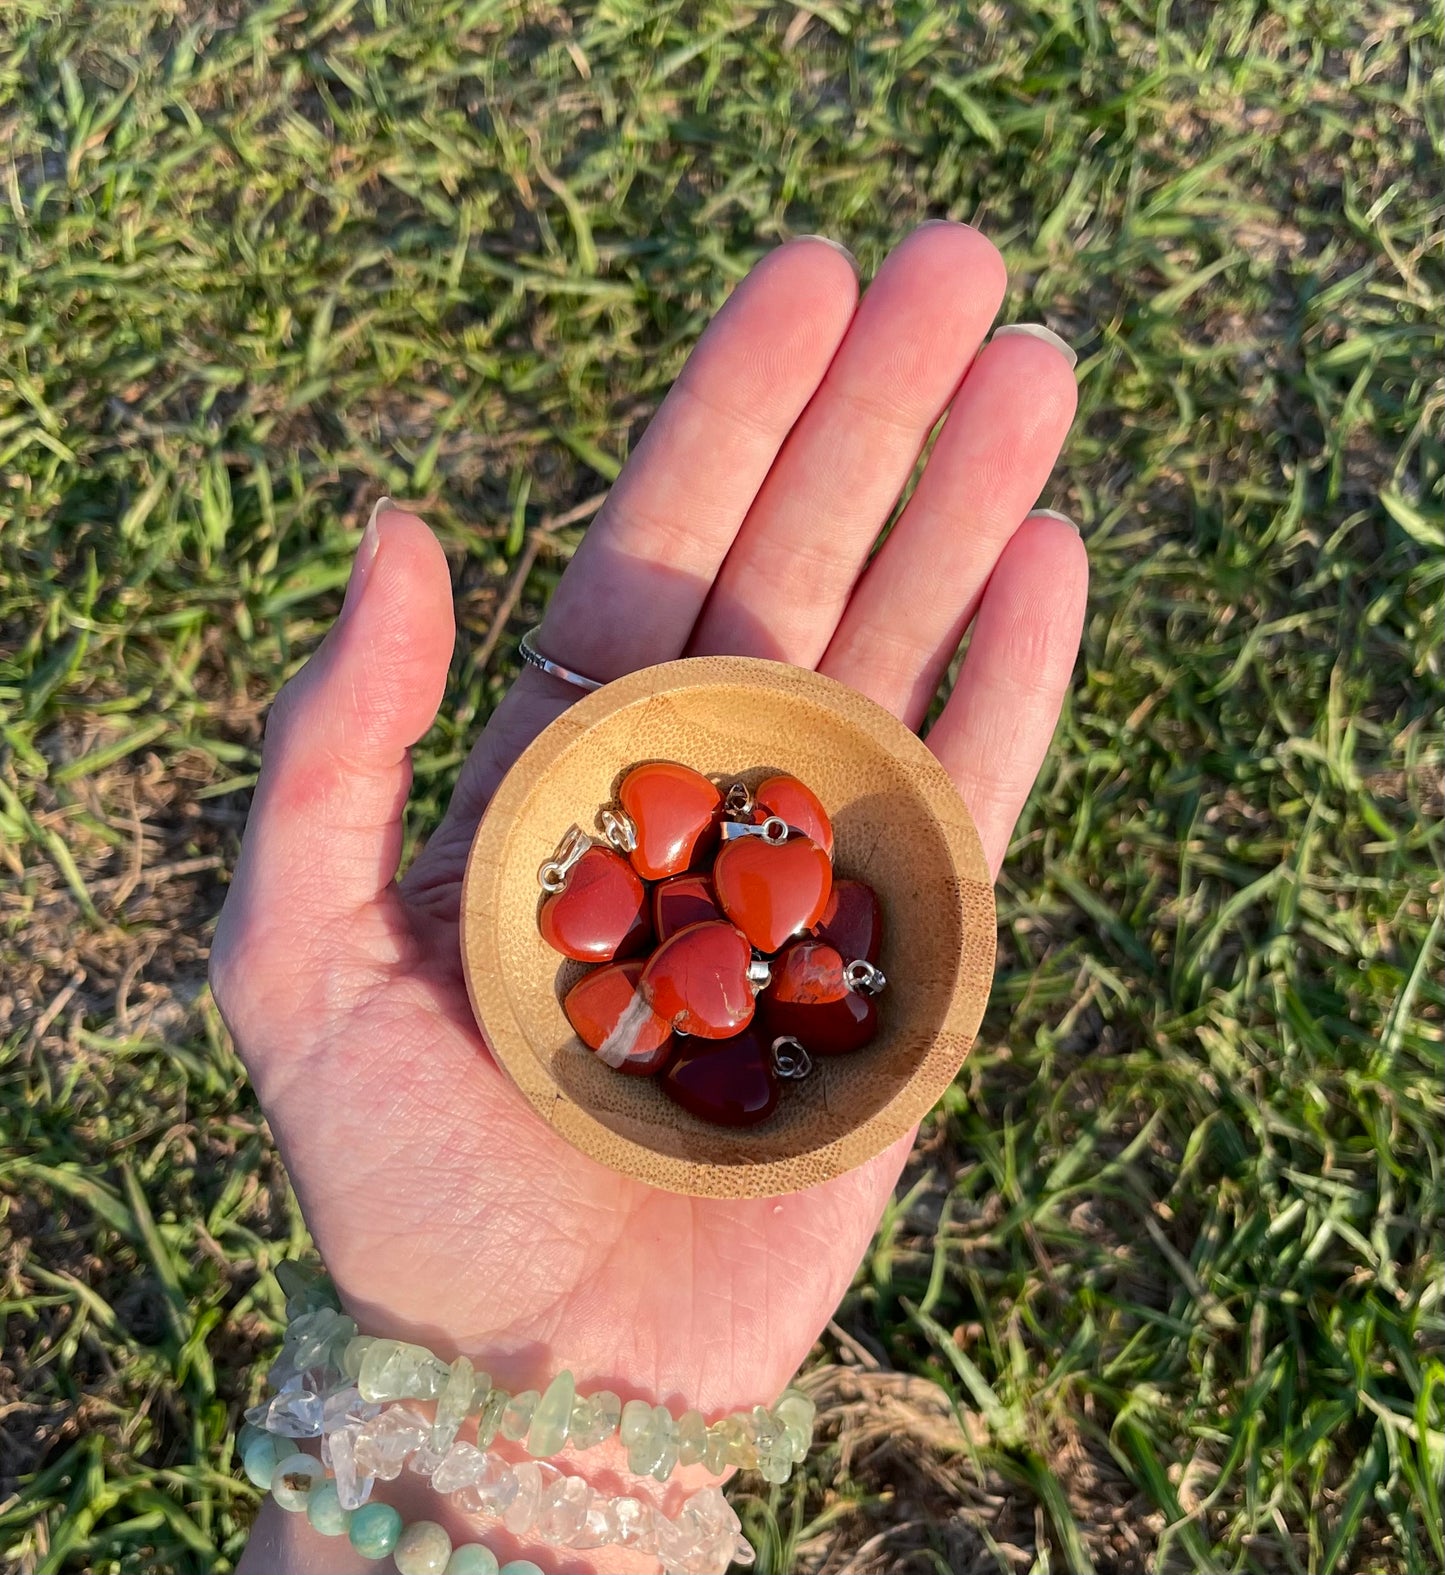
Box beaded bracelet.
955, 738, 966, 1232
238, 1432, 529, 1575
239, 1263, 812, 1570
241, 1419, 751, 1574
251, 1263, 814, 1486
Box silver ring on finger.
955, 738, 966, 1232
518, 626, 604, 693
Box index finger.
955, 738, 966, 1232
401, 238, 859, 903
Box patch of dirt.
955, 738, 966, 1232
778, 1361, 1160, 1575
1, 726, 243, 1062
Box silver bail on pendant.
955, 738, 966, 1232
771, 1036, 812, 1079
719, 815, 789, 845
538, 824, 593, 893
844, 959, 887, 996
747, 957, 773, 992
598, 806, 638, 854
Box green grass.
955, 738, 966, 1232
1, 2, 1440, 1572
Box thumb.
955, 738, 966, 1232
211, 504, 454, 1037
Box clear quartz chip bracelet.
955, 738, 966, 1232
241, 1415, 752, 1573
409, 1428, 751, 1570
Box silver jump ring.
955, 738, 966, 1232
724, 782, 755, 819
771, 1037, 813, 1079
844, 959, 887, 996
518, 626, 603, 693
598, 807, 638, 854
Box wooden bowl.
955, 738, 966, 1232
460, 656, 995, 1198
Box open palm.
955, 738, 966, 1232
213, 223, 1087, 1572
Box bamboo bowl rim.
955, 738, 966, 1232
459, 656, 996, 1198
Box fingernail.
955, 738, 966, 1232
914, 218, 986, 238
992, 323, 1078, 368
1032, 508, 1080, 532
793, 234, 860, 277
343, 495, 391, 615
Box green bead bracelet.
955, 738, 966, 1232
338, 1333, 813, 1484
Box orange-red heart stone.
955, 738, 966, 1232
640, 920, 755, 1038
661, 1025, 779, 1128
538, 846, 651, 962
813, 879, 883, 964
764, 939, 878, 1055
714, 835, 833, 955
563, 960, 672, 1074
618, 761, 723, 880
652, 872, 725, 943
754, 773, 834, 858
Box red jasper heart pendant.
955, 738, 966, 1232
814, 878, 883, 964
538, 846, 651, 962
563, 961, 672, 1074
764, 939, 879, 1055
652, 873, 725, 943
714, 834, 833, 954
754, 773, 834, 858
661, 1025, 779, 1127
617, 762, 723, 880
640, 920, 756, 1038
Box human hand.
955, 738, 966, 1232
211, 223, 1087, 1572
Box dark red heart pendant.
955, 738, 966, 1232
754, 773, 833, 858
661, 1025, 779, 1127
814, 879, 883, 964
538, 846, 651, 962
764, 939, 879, 1055
714, 835, 833, 954
640, 920, 755, 1038
563, 960, 672, 1074
617, 762, 723, 880
652, 872, 725, 943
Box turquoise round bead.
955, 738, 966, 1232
498, 1563, 546, 1575
306, 1480, 352, 1536
446, 1548, 500, 1575
349, 1501, 403, 1560
394, 1520, 452, 1575
271, 1453, 322, 1511
240, 1434, 284, 1489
